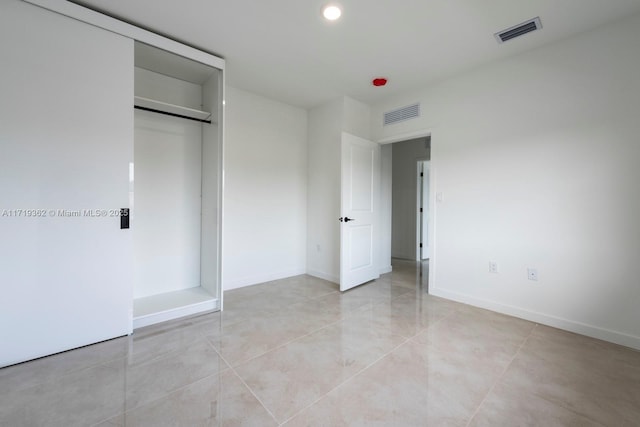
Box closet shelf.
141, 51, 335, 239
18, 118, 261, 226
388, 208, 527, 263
134, 96, 212, 123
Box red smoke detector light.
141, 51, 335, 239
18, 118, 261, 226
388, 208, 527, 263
372, 78, 388, 87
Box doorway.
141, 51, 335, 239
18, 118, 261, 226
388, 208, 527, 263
389, 136, 430, 261
382, 134, 432, 290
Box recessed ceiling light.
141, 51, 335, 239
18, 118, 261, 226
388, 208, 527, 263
322, 4, 342, 21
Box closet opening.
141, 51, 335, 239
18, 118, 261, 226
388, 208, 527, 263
131, 41, 223, 328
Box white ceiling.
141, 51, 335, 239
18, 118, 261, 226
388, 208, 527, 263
74, 0, 640, 108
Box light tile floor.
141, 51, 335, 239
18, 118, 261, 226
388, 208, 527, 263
2, 259, 639, 426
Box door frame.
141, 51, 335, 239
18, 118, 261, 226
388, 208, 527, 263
416, 159, 430, 261
378, 129, 436, 292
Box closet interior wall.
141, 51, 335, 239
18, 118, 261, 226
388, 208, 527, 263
132, 42, 222, 328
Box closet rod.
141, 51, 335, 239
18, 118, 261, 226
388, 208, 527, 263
134, 105, 212, 124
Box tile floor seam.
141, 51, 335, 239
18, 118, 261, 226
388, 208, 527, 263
218, 313, 353, 369
224, 297, 330, 325
90, 408, 127, 427
527, 393, 610, 427
509, 324, 613, 427
131, 325, 220, 367
123, 336, 205, 369
201, 337, 234, 373
306, 290, 340, 301
464, 321, 537, 427
405, 304, 460, 344
277, 336, 412, 426
89, 416, 111, 427
213, 347, 281, 426
7, 355, 128, 427
0, 354, 127, 399
88, 368, 236, 427
96, 340, 234, 422
0, 339, 131, 389
126, 366, 234, 414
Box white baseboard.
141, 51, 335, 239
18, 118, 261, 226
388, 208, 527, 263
391, 253, 413, 260
223, 268, 306, 291
133, 299, 218, 329
306, 269, 339, 284
430, 287, 640, 351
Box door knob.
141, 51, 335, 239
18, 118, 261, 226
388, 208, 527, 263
343, 217, 355, 222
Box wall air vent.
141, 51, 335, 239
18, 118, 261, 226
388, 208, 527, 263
495, 17, 542, 44
384, 103, 420, 126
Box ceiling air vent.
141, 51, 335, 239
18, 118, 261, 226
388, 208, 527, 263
384, 103, 420, 126
495, 17, 542, 44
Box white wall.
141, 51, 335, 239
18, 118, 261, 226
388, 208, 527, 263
133, 69, 204, 298
306, 97, 374, 282
372, 13, 640, 349
343, 96, 372, 140
380, 144, 393, 273
223, 86, 308, 290
391, 138, 429, 260
306, 98, 344, 282
133, 109, 202, 298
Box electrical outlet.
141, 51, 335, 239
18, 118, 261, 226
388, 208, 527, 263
527, 268, 538, 281
489, 261, 498, 273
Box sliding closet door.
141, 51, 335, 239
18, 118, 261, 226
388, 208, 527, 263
0, 1, 134, 367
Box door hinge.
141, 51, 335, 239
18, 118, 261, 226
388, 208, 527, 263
420, 208, 423, 213
420, 243, 423, 248
420, 172, 424, 177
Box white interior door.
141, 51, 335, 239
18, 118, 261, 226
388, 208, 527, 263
340, 133, 381, 291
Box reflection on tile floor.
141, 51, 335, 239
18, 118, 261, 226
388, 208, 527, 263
2, 259, 639, 426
